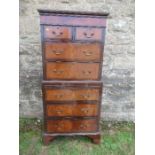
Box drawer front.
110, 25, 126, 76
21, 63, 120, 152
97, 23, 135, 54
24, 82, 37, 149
46, 119, 97, 133
44, 26, 72, 40
45, 88, 100, 101
44, 43, 102, 62
75, 27, 103, 41
45, 62, 100, 80
47, 104, 98, 117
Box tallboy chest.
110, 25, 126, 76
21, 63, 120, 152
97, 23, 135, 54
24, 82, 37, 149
38, 10, 108, 145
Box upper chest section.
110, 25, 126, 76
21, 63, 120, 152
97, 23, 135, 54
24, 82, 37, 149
38, 10, 108, 43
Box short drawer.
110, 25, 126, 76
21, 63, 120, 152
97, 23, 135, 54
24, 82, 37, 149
75, 27, 104, 41
46, 103, 98, 117
46, 119, 97, 133
44, 42, 102, 62
44, 26, 72, 40
44, 87, 100, 101
45, 62, 100, 80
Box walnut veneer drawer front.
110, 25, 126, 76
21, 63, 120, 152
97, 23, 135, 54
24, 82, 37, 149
44, 42, 102, 61
46, 119, 97, 133
47, 104, 98, 117
75, 27, 104, 41
45, 88, 100, 101
44, 26, 72, 40
45, 62, 100, 80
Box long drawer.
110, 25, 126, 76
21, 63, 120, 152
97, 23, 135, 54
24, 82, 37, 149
43, 87, 100, 102
46, 118, 97, 133
44, 42, 102, 62
45, 62, 100, 80
42, 81, 102, 101
46, 103, 98, 117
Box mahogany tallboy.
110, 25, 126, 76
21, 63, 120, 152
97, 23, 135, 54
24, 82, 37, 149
38, 10, 109, 145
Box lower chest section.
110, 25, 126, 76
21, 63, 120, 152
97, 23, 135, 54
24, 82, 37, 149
42, 81, 102, 133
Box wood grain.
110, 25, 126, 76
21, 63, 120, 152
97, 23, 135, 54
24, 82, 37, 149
40, 15, 106, 27
45, 88, 100, 101
44, 26, 72, 40
75, 27, 103, 41
38, 9, 107, 144
46, 103, 98, 117
45, 62, 100, 80
44, 42, 102, 61
47, 119, 97, 133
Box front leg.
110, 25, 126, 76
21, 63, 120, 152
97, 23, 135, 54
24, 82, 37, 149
87, 134, 101, 144
43, 135, 56, 145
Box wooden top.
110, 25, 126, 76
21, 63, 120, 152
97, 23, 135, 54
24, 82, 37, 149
38, 9, 109, 17
42, 80, 103, 85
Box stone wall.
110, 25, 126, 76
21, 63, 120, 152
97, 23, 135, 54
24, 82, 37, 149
19, 0, 135, 121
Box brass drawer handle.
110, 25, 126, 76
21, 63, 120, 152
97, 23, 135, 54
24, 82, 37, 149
82, 70, 91, 75
83, 32, 94, 38
52, 69, 64, 74
83, 51, 93, 56
52, 31, 63, 37
54, 94, 64, 98
80, 124, 88, 129
54, 123, 64, 129
51, 50, 64, 55
46, 27, 64, 36
81, 108, 89, 113
45, 27, 64, 36
80, 94, 91, 99
55, 110, 63, 114
57, 127, 62, 130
